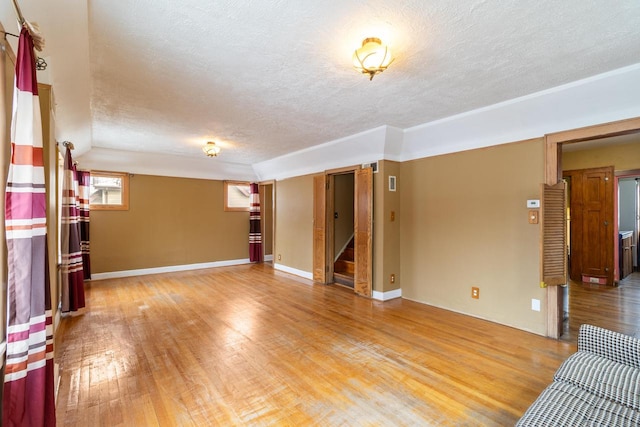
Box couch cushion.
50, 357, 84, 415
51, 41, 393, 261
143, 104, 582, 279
554, 351, 640, 410
517, 381, 640, 426
578, 324, 640, 369
586, 396, 640, 426
516, 382, 596, 426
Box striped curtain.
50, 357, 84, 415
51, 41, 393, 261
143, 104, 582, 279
61, 147, 85, 312
249, 183, 263, 262
77, 169, 91, 280
3, 27, 56, 426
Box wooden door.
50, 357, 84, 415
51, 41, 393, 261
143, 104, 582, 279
582, 168, 613, 283
354, 168, 372, 297
565, 167, 614, 285
313, 174, 327, 283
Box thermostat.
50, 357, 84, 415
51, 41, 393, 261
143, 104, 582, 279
527, 199, 540, 208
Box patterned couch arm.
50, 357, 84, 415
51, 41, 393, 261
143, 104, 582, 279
577, 324, 640, 369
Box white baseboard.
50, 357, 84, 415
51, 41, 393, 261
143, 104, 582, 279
91, 258, 252, 280
372, 288, 402, 301
265, 254, 274, 261
273, 263, 313, 280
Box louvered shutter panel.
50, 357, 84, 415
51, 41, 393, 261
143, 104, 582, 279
541, 182, 567, 286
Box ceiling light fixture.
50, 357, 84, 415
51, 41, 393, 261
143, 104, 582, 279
352, 37, 394, 81
202, 141, 221, 157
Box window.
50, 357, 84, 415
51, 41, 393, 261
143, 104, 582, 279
89, 171, 129, 210
224, 181, 251, 211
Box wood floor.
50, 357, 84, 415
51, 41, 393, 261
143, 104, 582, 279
562, 271, 640, 341
55, 264, 575, 426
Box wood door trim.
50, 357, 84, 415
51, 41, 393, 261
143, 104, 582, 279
544, 115, 640, 339
313, 174, 327, 283
546, 117, 640, 145
258, 183, 275, 264
326, 165, 360, 175
615, 169, 640, 177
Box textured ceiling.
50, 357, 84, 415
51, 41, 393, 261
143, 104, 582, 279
5, 1, 640, 166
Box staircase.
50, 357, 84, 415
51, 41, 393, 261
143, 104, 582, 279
334, 238, 354, 288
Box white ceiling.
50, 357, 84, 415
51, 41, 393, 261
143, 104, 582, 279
2, 1, 640, 177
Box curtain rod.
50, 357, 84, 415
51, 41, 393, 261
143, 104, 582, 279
11, 0, 25, 26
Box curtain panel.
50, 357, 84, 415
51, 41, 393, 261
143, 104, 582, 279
77, 169, 91, 279
3, 27, 56, 427
249, 183, 263, 262
61, 148, 86, 313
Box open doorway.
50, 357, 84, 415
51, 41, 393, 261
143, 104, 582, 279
617, 175, 639, 279
332, 172, 355, 288
260, 182, 275, 264
313, 167, 373, 297
552, 125, 640, 339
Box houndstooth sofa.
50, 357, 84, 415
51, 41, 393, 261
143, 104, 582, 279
517, 324, 640, 426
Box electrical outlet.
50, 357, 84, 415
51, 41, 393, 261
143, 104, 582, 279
390, 274, 395, 284
277, 254, 281, 261
471, 287, 480, 299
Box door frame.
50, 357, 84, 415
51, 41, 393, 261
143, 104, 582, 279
259, 180, 275, 264
544, 116, 640, 338
312, 165, 373, 297
614, 169, 640, 280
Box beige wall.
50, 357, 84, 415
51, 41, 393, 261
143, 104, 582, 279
274, 174, 313, 273
261, 184, 273, 256
333, 173, 354, 257
374, 160, 401, 293
400, 139, 547, 335
0, 37, 11, 342
39, 84, 60, 325
91, 175, 249, 273
563, 140, 640, 171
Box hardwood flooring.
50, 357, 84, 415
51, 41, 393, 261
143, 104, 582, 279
562, 271, 640, 342
55, 264, 574, 426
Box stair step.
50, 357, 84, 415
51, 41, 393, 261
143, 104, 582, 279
334, 259, 355, 275
339, 247, 354, 261
333, 272, 354, 288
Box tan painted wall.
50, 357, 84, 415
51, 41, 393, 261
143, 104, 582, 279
0, 39, 11, 343
563, 140, 640, 171
274, 174, 313, 273
400, 139, 547, 335
91, 175, 249, 273
333, 173, 354, 257
262, 184, 273, 256
39, 84, 60, 326
372, 161, 402, 293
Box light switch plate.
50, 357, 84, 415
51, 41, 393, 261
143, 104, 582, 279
531, 299, 541, 311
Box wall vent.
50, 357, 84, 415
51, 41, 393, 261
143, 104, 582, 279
362, 161, 379, 173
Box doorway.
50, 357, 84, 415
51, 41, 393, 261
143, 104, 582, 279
313, 166, 373, 297
331, 173, 355, 288
617, 174, 639, 279
259, 182, 275, 264
544, 117, 640, 338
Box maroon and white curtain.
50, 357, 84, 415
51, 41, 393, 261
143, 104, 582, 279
249, 183, 263, 262
61, 147, 86, 312
77, 169, 91, 280
3, 27, 56, 426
